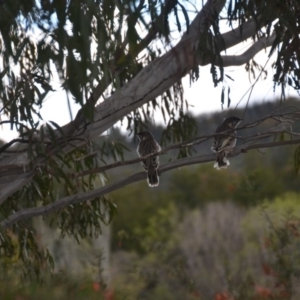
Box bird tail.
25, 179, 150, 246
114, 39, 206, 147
147, 167, 159, 187
214, 152, 230, 170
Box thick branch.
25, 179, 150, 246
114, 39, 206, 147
1, 137, 300, 229
67, 4, 276, 149
216, 18, 266, 51
64, 0, 228, 143
220, 32, 276, 67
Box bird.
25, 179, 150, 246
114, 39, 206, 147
211, 116, 242, 170
136, 131, 161, 187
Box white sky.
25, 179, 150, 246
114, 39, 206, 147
0, 5, 299, 142
185, 49, 299, 116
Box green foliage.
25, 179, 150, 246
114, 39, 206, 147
169, 164, 239, 208
0, 276, 115, 300
245, 192, 300, 226
234, 147, 300, 206
109, 193, 300, 299
111, 181, 172, 253
161, 111, 198, 158
0, 135, 121, 279
0, 0, 197, 273
110, 139, 300, 263
227, 0, 300, 96
1, 0, 300, 292
0, 227, 54, 284
234, 167, 285, 206
239, 193, 300, 299
0, 0, 192, 133
133, 202, 180, 253
111, 201, 198, 300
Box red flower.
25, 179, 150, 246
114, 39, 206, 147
92, 282, 101, 292
214, 292, 234, 300
279, 290, 291, 299
105, 289, 114, 300
261, 263, 278, 277
255, 286, 273, 298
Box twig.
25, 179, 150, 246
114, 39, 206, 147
2, 137, 300, 229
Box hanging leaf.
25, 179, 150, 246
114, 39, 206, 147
221, 86, 225, 109
177, 1, 190, 34
225, 74, 234, 81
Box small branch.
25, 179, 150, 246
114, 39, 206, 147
2, 137, 300, 229
1, 111, 299, 181
0, 111, 296, 208
215, 17, 268, 52
0, 138, 30, 154
0, 171, 35, 206
69, 111, 300, 178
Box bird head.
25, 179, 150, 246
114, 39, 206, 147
224, 116, 242, 128
137, 131, 153, 141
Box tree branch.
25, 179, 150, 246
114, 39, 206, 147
1, 136, 300, 229
0, 1, 227, 169
219, 32, 276, 67
62, 0, 228, 146
69, 110, 300, 177
69, 0, 179, 134
0, 110, 298, 193
216, 18, 266, 51
0, 0, 280, 206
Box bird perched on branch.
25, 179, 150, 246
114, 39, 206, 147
211, 116, 242, 170
136, 131, 161, 187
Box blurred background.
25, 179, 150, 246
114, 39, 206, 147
2, 0, 300, 298
3, 97, 300, 300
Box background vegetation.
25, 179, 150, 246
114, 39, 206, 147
1, 0, 300, 298
2, 99, 300, 299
